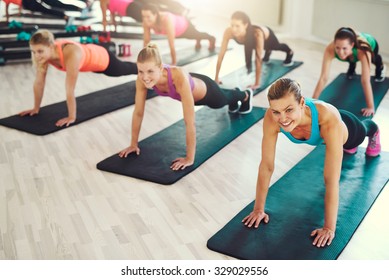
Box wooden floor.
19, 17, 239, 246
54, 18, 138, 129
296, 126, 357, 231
0, 6, 389, 260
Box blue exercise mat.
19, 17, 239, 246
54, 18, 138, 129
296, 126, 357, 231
207, 145, 389, 259
319, 73, 389, 120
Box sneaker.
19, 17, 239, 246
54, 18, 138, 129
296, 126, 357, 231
346, 62, 356, 79
343, 147, 358, 154
365, 129, 381, 157
228, 87, 242, 113
374, 65, 386, 82
238, 88, 253, 114
283, 51, 293, 66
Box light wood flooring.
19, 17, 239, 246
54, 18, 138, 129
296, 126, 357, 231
0, 6, 389, 260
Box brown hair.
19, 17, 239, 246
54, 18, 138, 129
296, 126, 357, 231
137, 43, 162, 66
268, 78, 302, 103
334, 27, 374, 61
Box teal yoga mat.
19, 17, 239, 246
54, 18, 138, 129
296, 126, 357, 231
319, 73, 389, 120
97, 106, 266, 185
207, 145, 389, 259
219, 59, 303, 94
162, 47, 225, 67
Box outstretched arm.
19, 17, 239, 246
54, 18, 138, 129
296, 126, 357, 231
55, 44, 82, 127
252, 29, 264, 89
243, 110, 278, 227
170, 67, 196, 170
19, 64, 48, 117
358, 51, 375, 116
164, 15, 177, 65
214, 28, 232, 84
119, 78, 148, 158
312, 43, 334, 99
100, 0, 109, 31
311, 104, 343, 247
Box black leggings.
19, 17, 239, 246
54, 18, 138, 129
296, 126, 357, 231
22, 0, 66, 18
347, 40, 383, 77
340, 110, 378, 149
263, 27, 292, 60
95, 51, 138, 77
126, 1, 143, 22
178, 21, 214, 42
190, 73, 246, 108
42, 0, 82, 12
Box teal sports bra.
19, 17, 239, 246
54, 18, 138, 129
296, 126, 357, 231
280, 98, 323, 146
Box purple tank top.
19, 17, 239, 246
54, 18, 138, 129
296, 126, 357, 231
153, 65, 195, 101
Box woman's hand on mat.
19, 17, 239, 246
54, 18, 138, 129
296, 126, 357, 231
19, 108, 39, 117
361, 107, 375, 117
311, 227, 335, 247
119, 146, 140, 158
215, 78, 222, 85
56, 117, 76, 127
170, 157, 194, 171
242, 210, 269, 228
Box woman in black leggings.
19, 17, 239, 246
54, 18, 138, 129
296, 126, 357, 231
215, 11, 294, 90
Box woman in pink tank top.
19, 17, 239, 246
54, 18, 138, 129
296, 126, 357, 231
19, 30, 137, 127
141, 3, 215, 65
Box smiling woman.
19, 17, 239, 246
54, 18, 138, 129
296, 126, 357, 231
312, 27, 386, 117
20, 29, 138, 127
243, 77, 381, 248
119, 43, 253, 171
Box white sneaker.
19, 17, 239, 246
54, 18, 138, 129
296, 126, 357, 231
375, 64, 386, 82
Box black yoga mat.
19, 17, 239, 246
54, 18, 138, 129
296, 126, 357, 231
207, 145, 389, 259
0, 81, 157, 135
162, 47, 225, 67
319, 73, 389, 120
97, 106, 266, 185
219, 59, 303, 94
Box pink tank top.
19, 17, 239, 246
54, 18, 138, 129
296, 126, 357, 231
51, 40, 109, 72
108, 0, 134, 16
153, 12, 189, 37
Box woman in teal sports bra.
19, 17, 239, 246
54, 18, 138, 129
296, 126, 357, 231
243, 78, 381, 248
119, 44, 253, 171
312, 27, 386, 117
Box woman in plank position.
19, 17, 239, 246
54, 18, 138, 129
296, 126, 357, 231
215, 11, 294, 89
119, 43, 253, 171
20, 29, 137, 127
243, 78, 381, 247
141, 3, 215, 65
312, 27, 386, 117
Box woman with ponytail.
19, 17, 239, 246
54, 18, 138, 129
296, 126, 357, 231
215, 11, 294, 90
312, 27, 386, 117
19, 30, 137, 127
119, 43, 253, 171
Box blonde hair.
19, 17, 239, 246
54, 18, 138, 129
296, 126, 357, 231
29, 29, 55, 70
137, 43, 162, 66
268, 78, 302, 103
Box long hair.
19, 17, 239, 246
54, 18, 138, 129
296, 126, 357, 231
137, 43, 162, 66
141, 3, 161, 26
231, 11, 255, 73
334, 27, 374, 61
268, 78, 302, 103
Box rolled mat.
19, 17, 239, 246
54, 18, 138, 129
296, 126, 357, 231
207, 145, 389, 259
97, 106, 266, 185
